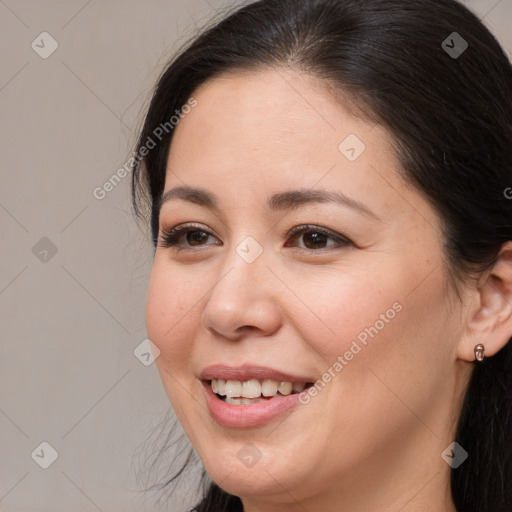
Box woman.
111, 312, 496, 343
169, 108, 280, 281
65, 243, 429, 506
131, 0, 512, 510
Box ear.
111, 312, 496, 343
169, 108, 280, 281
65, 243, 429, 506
457, 241, 512, 362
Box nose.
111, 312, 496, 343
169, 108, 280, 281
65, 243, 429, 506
200, 245, 282, 341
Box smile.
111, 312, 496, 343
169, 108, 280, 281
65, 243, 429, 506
199, 364, 317, 427
209, 378, 313, 404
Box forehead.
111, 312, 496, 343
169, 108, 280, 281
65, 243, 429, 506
171, 68, 384, 155
168, 69, 394, 179
163, 68, 430, 229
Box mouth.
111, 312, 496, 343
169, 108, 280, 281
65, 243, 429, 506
205, 378, 315, 405
199, 364, 317, 427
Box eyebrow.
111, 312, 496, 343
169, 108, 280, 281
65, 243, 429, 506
159, 186, 380, 219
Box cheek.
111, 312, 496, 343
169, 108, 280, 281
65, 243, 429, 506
286, 261, 406, 361
326, 266, 453, 422
294, 256, 451, 398
145, 259, 204, 424
145, 258, 200, 367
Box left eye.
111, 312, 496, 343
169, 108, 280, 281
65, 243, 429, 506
285, 224, 352, 251
158, 223, 351, 252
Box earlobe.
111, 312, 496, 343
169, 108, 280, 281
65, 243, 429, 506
457, 241, 512, 362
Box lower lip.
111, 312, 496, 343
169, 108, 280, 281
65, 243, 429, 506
202, 381, 305, 428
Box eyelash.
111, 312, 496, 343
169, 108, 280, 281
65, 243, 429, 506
158, 222, 352, 253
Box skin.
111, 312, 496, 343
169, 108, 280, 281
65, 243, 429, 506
145, 68, 512, 512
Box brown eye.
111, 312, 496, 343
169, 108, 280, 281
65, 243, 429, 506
300, 231, 329, 249
185, 230, 210, 246
158, 223, 352, 253
286, 225, 352, 251
158, 224, 219, 251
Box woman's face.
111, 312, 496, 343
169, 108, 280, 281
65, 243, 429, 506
146, 69, 472, 509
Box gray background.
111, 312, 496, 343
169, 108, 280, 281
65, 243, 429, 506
0, 1, 510, 511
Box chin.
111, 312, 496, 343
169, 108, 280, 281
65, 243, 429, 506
209, 470, 292, 500
201, 449, 312, 501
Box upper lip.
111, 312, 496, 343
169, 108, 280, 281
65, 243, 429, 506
199, 364, 316, 383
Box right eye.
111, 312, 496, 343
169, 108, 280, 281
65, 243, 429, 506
158, 223, 220, 252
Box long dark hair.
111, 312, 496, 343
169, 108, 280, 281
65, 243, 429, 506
130, 1, 512, 510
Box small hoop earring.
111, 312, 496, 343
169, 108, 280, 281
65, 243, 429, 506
474, 343, 485, 362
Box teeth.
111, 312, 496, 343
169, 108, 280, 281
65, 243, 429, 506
210, 378, 308, 398
292, 382, 306, 393
225, 380, 242, 398
225, 396, 269, 405
262, 379, 279, 396
278, 381, 292, 395
242, 379, 261, 398
216, 379, 226, 396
